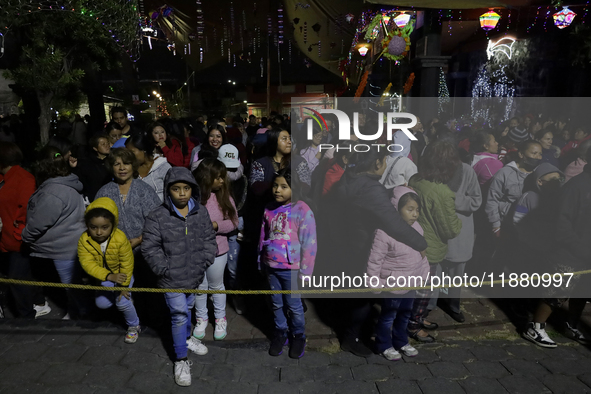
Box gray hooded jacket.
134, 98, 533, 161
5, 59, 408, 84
485, 161, 529, 228
22, 174, 86, 260
141, 167, 217, 289
139, 156, 172, 202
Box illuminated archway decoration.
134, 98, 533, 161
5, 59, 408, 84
394, 12, 411, 28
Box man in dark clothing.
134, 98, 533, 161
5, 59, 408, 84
74, 133, 112, 202
245, 115, 260, 140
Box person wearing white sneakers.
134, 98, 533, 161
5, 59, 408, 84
193, 159, 239, 341
367, 187, 429, 361
142, 168, 217, 386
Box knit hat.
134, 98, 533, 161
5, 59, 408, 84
218, 144, 240, 169
508, 126, 529, 143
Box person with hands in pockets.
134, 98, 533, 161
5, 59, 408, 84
141, 167, 217, 387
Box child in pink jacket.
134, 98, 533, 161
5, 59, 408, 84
367, 186, 429, 361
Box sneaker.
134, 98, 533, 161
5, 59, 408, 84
214, 317, 227, 340
289, 334, 306, 359
399, 344, 419, 357
340, 337, 373, 358
62, 313, 71, 320
124, 325, 141, 344
186, 336, 208, 355
381, 347, 402, 361
193, 318, 208, 340
174, 359, 192, 386
564, 322, 591, 345
232, 296, 245, 315
269, 332, 288, 356
34, 301, 51, 319
522, 322, 557, 348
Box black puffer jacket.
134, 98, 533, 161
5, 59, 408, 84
142, 167, 217, 289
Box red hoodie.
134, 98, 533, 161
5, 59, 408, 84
561, 133, 591, 157
162, 137, 196, 168
0, 166, 36, 252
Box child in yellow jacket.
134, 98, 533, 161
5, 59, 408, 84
78, 197, 140, 344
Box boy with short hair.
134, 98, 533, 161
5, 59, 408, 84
141, 167, 217, 387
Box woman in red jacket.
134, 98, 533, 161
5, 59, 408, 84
153, 121, 195, 168
0, 142, 48, 318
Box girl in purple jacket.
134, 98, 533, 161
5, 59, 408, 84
259, 167, 317, 359
367, 186, 429, 361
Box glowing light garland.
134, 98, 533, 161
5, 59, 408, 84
486, 37, 516, 60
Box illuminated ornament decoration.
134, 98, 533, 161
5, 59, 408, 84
382, 14, 391, 25
486, 37, 516, 60
358, 46, 369, 56
480, 9, 501, 31
345, 13, 355, 23
381, 22, 413, 61
553, 6, 576, 29
394, 12, 411, 28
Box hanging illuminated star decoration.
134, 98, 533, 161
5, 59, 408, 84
486, 37, 516, 60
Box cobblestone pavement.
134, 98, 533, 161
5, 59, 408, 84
1, 294, 591, 393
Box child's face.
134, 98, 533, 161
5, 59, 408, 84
400, 198, 419, 226
212, 176, 224, 192
169, 182, 192, 208
108, 129, 122, 145
574, 129, 587, 142
88, 216, 114, 244
273, 176, 292, 204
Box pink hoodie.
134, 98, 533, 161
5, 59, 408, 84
366, 186, 429, 295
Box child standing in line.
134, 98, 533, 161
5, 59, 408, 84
259, 167, 317, 359
78, 197, 141, 343
367, 186, 429, 360
142, 167, 217, 387
192, 158, 238, 340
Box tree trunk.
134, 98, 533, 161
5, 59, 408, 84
82, 68, 106, 135
37, 90, 54, 146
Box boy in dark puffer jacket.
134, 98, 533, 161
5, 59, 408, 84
142, 167, 217, 387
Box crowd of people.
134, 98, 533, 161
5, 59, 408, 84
0, 107, 590, 386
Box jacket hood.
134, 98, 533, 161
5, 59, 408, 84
86, 197, 119, 228
524, 162, 564, 193
391, 186, 417, 211
163, 167, 200, 209
42, 173, 83, 193
152, 156, 169, 172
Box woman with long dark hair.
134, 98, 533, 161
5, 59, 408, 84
407, 141, 462, 342
22, 145, 87, 319
153, 120, 195, 168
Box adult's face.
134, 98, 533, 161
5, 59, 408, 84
209, 129, 223, 149
538, 132, 553, 150
94, 138, 111, 157
108, 128, 122, 145
152, 126, 166, 144
277, 131, 292, 156
126, 141, 146, 165
112, 112, 128, 128
112, 157, 133, 183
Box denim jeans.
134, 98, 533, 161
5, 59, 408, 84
266, 267, 305, 336
375, 294, 414, 353
96, 277, 140, 327
195, 253, 227, 320
53, 259, 82, 316
226, 217, 243, 290
164, 292, 195, 360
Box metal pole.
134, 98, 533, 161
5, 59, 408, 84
267, 36, 271, 117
